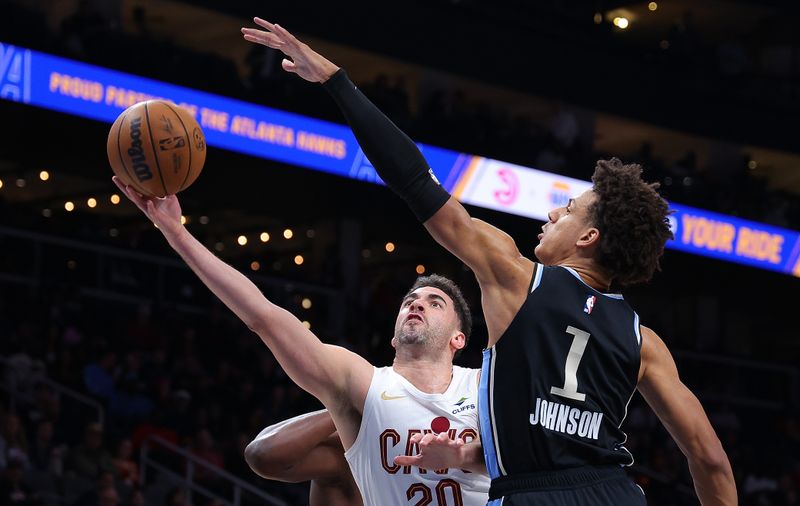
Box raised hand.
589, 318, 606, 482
241, 17, 340, 83
394, 431, 467, 471
112, 176, 183, 237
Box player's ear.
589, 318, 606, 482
391, 337, 398, 349
450, 331, 465, 351
577, 227, 600, 248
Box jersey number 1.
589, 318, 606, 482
550, 326, 590, 402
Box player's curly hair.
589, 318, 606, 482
589, 158, 674, 289
405, 274, 472, 348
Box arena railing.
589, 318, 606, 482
0, 355, 105, 426
0, 225, 344, 333
140, 434, 288, 506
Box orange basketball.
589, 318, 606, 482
107, 100, 206, 197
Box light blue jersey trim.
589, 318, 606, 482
479, 348, 505, 479
531, 262, 544, 293
561, 266, 624, 299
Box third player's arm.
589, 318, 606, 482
637, 326, 737, 505
245, 410, 348, 482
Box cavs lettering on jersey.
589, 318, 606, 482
480, 263, 643, 479
345, 366, 490, 506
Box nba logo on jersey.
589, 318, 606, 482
584, 295, 596, 314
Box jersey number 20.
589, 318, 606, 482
407, 479, 463, 506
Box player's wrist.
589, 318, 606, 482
459, 441, 484, 473
315, 61, 340, 83
161, 222, 189, 243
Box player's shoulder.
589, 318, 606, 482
453, 365, 480, 377
453, 366, 482, 387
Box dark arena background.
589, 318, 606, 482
1, 0, 798, 504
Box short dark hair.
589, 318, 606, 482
404, 274, 473, 348
589, 158, 674, 289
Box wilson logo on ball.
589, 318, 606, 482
128, 117, 153, 182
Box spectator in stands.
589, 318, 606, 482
0, 413, 30, 470
189, 429, 224, 485
164, 487, 188, 506
73, 470, 118, 506
29, 419, 65, 475
129, 487, 145, 506
0, 457, 41, 505
65, 422, 115, 481
96, 485, 119, 506
112, 439, 138, 488
82, 350, 117, 401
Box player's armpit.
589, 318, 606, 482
637, 326, 737, 505
424, 198, 532, 288
249, 305, 373, 406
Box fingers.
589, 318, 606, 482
281, 58, 297, 74
241, 29, 284, 50
111, 175, 127, 194
393, 454, 421, 467
111, 176, 149, 213
242, 19, 303, 52
271, 23, 301, 47
409, 431, 458, 447
253, 16, 275, 30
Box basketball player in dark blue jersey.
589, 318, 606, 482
242, 18, 736, 505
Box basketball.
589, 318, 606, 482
106, 100, 206, 198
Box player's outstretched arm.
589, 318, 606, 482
112, 178, 372, 430
637, 326, 737, 506
245, 409, 348, 483
241, 19, 530, 291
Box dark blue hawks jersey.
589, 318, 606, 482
479, 263, 642, 479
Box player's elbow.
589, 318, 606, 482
244, 439, 295, 481
688, 436, 731, 474
245, 303, 281, 337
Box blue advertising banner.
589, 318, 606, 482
668, 204, 800, 276
0, 43, 463, 188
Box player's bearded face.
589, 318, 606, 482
394, 320, 435, 345
393, 288, 455, 348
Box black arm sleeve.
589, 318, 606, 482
322, 69, 450, 222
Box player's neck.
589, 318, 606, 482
559, 261, 612, 292
392, 357, 454, 394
